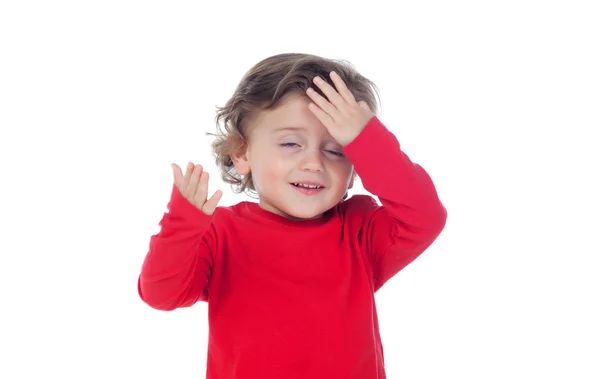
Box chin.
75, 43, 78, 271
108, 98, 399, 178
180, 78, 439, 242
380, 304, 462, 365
292, 213, 323, 221
282, 205, 329, 221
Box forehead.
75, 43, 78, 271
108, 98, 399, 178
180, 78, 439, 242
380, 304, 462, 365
246, 94, 332, 140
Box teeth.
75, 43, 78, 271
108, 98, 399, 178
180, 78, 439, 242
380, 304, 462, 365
294, 183, 321, 189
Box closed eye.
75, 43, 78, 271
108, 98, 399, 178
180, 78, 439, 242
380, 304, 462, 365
280, 143, 343, 157
326, 150, 344, 157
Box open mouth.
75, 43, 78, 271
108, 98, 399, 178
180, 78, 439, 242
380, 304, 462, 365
291, 183, 324, 189
291, 182, 325, 195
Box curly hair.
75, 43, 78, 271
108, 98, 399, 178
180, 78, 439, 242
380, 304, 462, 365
210, 53, 380, 197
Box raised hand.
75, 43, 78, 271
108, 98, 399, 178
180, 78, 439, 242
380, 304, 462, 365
306, 71, 374, 147
171, 162, 223, 216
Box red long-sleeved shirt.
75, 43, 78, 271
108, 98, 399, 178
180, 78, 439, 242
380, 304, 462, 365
138, 116, 447, 378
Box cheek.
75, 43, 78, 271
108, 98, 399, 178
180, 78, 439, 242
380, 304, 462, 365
329, 161, 353, 181
251, 151, 291, 183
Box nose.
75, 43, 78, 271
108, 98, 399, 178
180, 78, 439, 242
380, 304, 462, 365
299, 148, 324, 173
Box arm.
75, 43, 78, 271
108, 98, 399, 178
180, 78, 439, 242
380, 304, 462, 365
343, 117, 447, 291
138, 184, 217, 310
305, 71, 446, 290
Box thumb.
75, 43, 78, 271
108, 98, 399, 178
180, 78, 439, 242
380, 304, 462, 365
202, 190, 223, 216
358, 101, 370, 111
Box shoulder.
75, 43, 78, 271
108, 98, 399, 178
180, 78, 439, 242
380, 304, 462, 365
211, 201, 246, 220
194, 202, 247, 242
337, 194, 380, 220
208, 201, 261, 227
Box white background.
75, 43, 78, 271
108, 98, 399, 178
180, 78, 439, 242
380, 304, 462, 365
1, 0, 599, 378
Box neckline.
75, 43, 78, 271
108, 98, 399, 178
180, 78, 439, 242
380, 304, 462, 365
243, 201, 336, 227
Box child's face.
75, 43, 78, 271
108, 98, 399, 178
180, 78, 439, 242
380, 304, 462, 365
234, 94, 355, 220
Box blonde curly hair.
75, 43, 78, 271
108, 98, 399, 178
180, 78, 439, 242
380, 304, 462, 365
210, 53, 380, 198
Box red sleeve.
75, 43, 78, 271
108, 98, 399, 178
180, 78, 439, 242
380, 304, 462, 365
343, 117, 447, 291
137, 184, 217, 310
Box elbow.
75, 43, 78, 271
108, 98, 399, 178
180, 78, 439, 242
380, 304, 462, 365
433, 204, 447, 234
137, 276, 180, 311
422, 203, 447, 240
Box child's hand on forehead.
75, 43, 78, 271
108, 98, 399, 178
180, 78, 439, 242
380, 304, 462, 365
306, 71, 375, 146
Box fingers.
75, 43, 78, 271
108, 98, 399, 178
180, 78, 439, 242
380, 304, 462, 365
329, 71, 356, 103
171, 163, 183, 189
307, 86, 338, 117
194, 171, 208, 206
307, 72, 359, 123
203, 189, 223, 215
185, 164, 203, 196
179, 162, 194, 192
172, 162, 222, 215
311, 73, 348, 109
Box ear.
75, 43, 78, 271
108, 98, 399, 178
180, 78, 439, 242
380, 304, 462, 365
348, 169, 357, 189
231, 145, 251, 176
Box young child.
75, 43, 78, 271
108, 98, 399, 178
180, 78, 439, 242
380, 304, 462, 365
138, 53, 447, 378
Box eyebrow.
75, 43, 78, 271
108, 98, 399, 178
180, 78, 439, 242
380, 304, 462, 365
270, 126, 342, 147
271, 126, 307, 133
